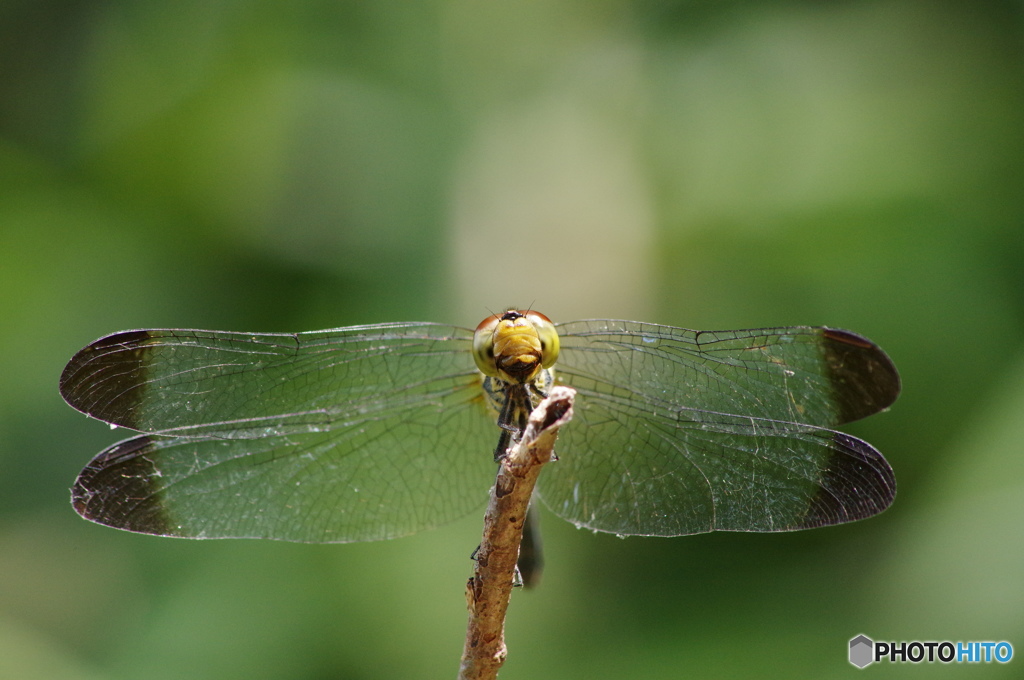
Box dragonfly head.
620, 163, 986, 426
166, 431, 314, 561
473, 309, 560, 384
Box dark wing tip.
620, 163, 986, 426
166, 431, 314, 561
72, 435, 178, 537
60, 330, 158, 429
821, 328, 901, 424
801, 431, 896, 529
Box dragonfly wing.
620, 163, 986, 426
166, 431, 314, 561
541, 320, 898, 536
554, 320, 900, 428
72, 379, 498, 542
63, 323, 502, 542
537, 389, 895, 536
60, 323, 477, 434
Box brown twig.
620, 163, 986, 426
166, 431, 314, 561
458, 386, 576, 680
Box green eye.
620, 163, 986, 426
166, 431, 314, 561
472, 314, 501, 377
526, 311, 560, 369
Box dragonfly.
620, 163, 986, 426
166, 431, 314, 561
60, 310, 899, 550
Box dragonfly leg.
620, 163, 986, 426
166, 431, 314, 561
492, 428, 512, 462
493, 383, 533, 462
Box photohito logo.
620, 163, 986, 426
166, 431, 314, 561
849, 635, 1014, 668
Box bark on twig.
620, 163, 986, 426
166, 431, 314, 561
458, 386, 576, 680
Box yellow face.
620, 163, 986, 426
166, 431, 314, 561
472, 310, 560, 384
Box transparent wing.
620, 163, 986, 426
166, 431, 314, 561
553, 320, 899, 427
60, 323, 480, 434
539, 321, 898, 535
61, 324, 499, 542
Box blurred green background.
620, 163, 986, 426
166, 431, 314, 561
2, 1, 1022, 678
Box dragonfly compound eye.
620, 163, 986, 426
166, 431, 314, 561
472, 313, 502, 378
524, 311, 560, 369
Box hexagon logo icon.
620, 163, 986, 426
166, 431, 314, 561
849, 635, 874, 668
